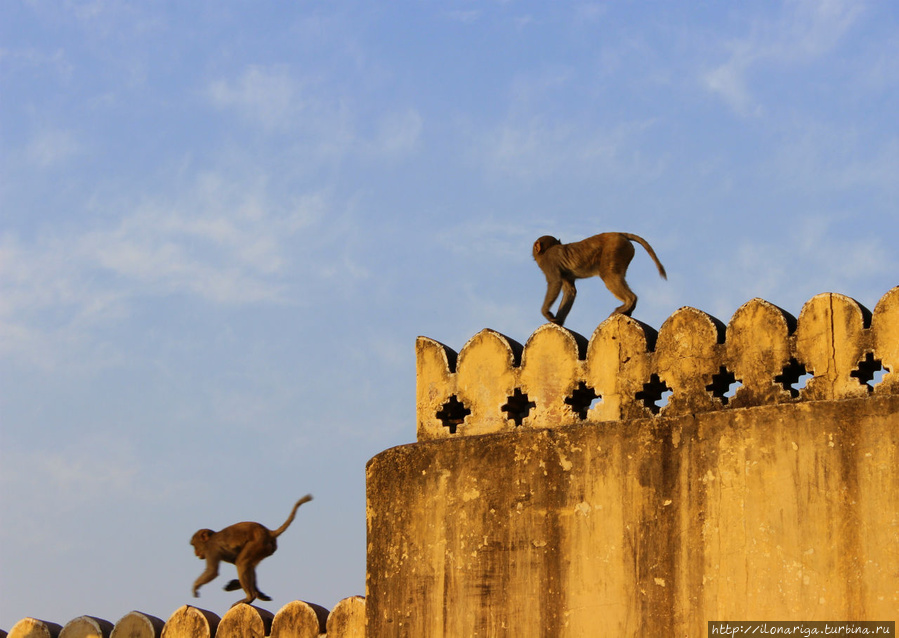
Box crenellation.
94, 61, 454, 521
456, 329, 522, 436
519, 325, 585, 427
872, 286, 899, 393
325, 597, 366, 638
109, 613, 164, 638
794, 293, 872, 401
268, 600, 328, 638
8, 619, 62, 638
8, 599, 360, 638
216, 605, 271, 638
585, 314, 656, 422
58, 617, 113, 638
160, 607, 218, 638
654, 306, 727, 417
416, 287, 899, 440
725, 299, 796, 408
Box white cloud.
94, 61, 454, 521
703, 0, 864, 115
0, 172, 332, 369
26, 128, 81, 167
702, 55, 760, 118
445, 10, 481, 23
478, 116, 660, 181
772, 122, 899, 195
369, 108, 423, 158
710, 216, 898, 317
208, 65, 304, 131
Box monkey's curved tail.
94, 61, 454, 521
622, 233, 667, 280
272, 494, 313, 538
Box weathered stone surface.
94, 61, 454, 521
872, 286, 899, 393
456, 330, 521, 436
8, 619, 62, 638
585, 314, 655, 422
110, 613, 164, 638
416, 337, 457, 439
269, 601, 326, 638
160, 607, 219, 638
795, 293, 870, 401
519, 325, 584, 427
655, 306, 725, 415
416, 288, 898, 440
367, 395, 899, 637
58, 618, 113, 638
326, 597, 366, 638
216, 606, 271, 638
726, 298, 796, 407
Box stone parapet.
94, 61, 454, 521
368, 395, 899, 636
416, 288, 899, 440
8, 599, 363, 638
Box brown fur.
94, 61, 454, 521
533, 232, 666, 326
191, 494, 312, 606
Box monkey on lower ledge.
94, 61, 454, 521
190, 494, 313, 607
533, 232, 667, 326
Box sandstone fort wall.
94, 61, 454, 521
367, 288, 898, 636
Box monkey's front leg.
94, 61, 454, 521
553, 281, 577, 326
193, 560, 220, 597
541, 279, 563, 323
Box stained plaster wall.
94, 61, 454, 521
366, 288, 899, 637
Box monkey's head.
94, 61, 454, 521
190, 529, 214, 558
533, 236, 561, 260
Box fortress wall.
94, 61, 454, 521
7, 597, 365, 638
367, 287, 899, 637
416, 288, 898, 439
367, 395, 898, 637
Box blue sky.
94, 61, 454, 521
1, 0, 897, 626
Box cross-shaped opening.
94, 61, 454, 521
706, 366, 741, 405
850, 351, 885, 392
635, 374, 671, 415
435, 395, 471, 434
564, 381, 601, 420
775, 358, 811, 398
501, 388, 536, 427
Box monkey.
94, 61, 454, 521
191, 494, 313, 607
533, 232, 666, 326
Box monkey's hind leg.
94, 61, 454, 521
603, 275, 638, 316
225, 578, 271, 600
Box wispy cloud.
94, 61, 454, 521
367, 108, 423, 158
26, 128, 81, 167
771, 121, 899, 195
0, 171, 329, 368
445, 10, 481, 24
478, 116, 661, 181
709, 215, 897, 316
208, 65, 304, 131
703, 0, 864, 115
207, 65, 423, 163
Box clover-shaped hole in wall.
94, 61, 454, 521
775, 358, 813, 398
436, 395, 471, 434
564, 381, 601, 420
706, 366, 741, 405
501, 388, 536, 427
635, 374, 672, 415
850, 352, 886, 392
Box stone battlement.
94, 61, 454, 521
416, 288, 898, 440
7, 598, 364, 638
